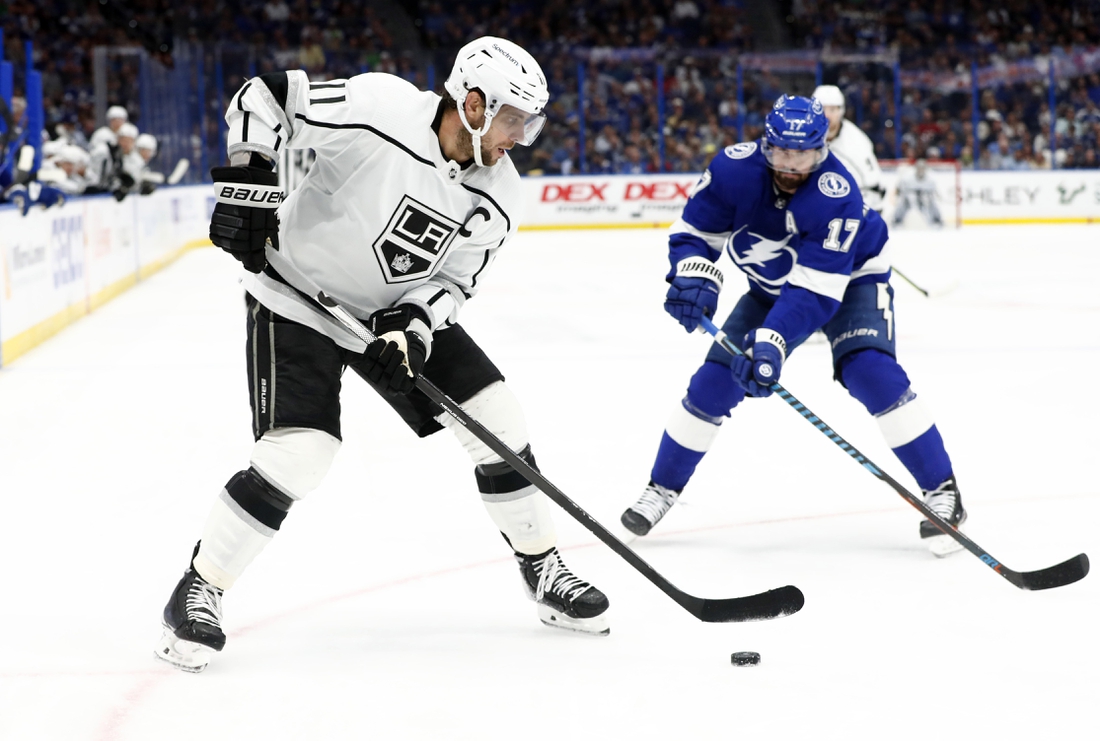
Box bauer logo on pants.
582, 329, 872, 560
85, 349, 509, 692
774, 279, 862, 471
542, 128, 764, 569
373, 196, 461, 283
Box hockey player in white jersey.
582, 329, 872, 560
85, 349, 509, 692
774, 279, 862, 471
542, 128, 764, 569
892, 158, 944, 228
812, 85, 886, 212
155, 37, 610, 674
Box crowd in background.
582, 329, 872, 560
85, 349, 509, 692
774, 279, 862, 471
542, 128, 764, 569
3, 0, 1100, 196
785, 0, 1100, 170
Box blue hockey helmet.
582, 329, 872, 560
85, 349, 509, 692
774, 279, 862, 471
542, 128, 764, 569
762, 95, 829, 174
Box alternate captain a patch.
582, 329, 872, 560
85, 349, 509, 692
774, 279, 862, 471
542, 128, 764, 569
373, 195, 462, 283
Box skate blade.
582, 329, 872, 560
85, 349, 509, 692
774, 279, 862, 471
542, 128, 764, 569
154, 626, 215, 673
922, 524, 966, 558
537, 604, 610, 636
926, 532, 965, 558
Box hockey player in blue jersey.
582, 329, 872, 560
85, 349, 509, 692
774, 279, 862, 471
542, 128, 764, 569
620, 95, 966, 556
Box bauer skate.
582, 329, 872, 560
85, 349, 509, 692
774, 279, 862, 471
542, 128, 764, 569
620, 481, 681, 536
516, 548, 609, 635
154, 543, 226, 673
919, 477, 967, 557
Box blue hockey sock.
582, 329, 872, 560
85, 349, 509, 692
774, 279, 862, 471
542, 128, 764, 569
650, 362, 744, 491
651, 432, 707, 492
891, 427, 954, 492
840, 350, 953, 491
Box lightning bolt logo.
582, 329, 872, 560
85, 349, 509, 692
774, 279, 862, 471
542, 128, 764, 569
877, 283, 894, 340
726, 226, 797, 294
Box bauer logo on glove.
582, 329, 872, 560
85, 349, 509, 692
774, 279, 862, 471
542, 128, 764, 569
215, 184, 285, 205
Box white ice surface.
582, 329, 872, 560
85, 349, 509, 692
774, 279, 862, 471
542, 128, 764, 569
0, 225, 1097, 740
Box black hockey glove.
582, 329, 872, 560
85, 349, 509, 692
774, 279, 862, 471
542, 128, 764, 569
209, 165, 283, 273
360, 305, 432, 396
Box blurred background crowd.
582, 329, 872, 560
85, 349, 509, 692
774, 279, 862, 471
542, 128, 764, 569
2, 0, 1100, 205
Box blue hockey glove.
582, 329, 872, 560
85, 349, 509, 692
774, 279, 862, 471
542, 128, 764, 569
5, 182, 66, 216
730, 328, 787, 398
664, 256, 724, 332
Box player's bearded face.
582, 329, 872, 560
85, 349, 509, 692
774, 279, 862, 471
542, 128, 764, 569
457, 104, 529, 166
770, 147, 819, 192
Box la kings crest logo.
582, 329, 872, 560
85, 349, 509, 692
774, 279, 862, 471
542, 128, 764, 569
373, 195, 462, 283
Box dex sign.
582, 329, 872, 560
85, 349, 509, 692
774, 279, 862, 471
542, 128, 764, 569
528, 174, 699, 226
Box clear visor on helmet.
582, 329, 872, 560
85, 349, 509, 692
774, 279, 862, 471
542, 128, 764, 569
761, 140, 827, 174
489, 104, 547, 146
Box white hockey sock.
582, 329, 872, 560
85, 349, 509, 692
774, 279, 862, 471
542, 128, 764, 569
482, 491, 557, 556
665, 399, 724, 452
875, 390, 935, 448
194, 489, 275, 590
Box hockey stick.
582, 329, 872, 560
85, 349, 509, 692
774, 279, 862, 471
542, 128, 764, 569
892, 266, 959, 299
700, 316, 1089, 591
891, 267, 930, 297
167, 158, 190, 185
316, 291, 804, 622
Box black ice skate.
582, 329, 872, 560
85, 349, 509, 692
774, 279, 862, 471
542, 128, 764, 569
516, 548, 609, 635
621, 481, 681, 536
919, 477, 967, 557
154, 543, 226, 673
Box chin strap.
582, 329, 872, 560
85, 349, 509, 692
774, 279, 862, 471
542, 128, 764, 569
457, 96, 492, 167
472, 132, 486, 167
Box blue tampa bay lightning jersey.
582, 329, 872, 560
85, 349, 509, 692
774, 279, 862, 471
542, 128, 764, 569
669, 141, 892, 345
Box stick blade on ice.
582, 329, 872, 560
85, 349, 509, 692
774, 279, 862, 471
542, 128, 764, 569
1016, 553, 1089, 591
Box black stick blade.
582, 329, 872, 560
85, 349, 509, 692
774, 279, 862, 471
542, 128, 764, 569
1015, 553, 1089, 591
693, 585, 805, 623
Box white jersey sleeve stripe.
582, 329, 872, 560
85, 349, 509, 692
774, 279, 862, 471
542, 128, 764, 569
669, 216, 729, 250
851, 252, 892, 281
227, 76, 295, 161
786, 263, 850, 301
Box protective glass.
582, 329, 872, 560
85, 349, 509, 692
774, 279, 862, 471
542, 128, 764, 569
489, 104, 547, 146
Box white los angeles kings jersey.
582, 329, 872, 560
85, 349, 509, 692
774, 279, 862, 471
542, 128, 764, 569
224, 71, 521, 351
828, 120, 885, 211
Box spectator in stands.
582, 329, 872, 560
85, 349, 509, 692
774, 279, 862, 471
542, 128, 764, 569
16, 0, 1100, 176
618, 144, 646, 174
298, 27, 326, 73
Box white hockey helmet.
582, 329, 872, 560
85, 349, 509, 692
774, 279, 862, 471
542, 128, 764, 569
106, 105, 129, 121
59, 144, 91, 166
444, 36, 549, 163
812, 85, 845, 110
136, 133, 157, 155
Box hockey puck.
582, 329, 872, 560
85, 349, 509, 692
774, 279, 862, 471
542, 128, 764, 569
730, 651, 761, 666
